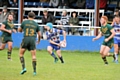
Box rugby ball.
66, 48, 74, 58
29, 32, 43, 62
60, 41, 67, 48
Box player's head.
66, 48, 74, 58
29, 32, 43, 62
100, 16, 108, 26
7, 13, 13, 21
44, 22, 53, 31
28, 12, 35, 19
114, 15, 120, 24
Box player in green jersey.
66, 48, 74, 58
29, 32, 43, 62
18, 12, 41, 75
0, 13, 16, 60
93, 16, 115, 65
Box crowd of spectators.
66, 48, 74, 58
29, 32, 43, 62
22, 0, 109, 9
0, 0, 18, 7
0, 0, 18, 22
0, 0, 119, 37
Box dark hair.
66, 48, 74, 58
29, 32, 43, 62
28, 12, 35, 18
7, 13, 13, 17
7, 13, 13, 20
71, 11, 78, 17
114, 15, 120, 18
114, 9, 119, 12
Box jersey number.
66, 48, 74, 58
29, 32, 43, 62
26, 28, 34, 36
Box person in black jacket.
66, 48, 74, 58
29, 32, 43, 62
41, 10, 55, 39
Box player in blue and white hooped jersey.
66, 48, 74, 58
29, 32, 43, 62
44, 22, 66, 63
111, 15, 120, 63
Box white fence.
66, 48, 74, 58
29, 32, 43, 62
0, 7, 103, 36
24, 8, 104, 26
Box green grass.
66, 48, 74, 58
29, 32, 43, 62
0, 49, 120, 80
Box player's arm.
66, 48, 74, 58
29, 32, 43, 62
37, 31, 41, 44
57, 29, 66, 42
49, 40, 60, 46
111, 18, 115, 26
62, 30, 66, 42
18, 22, 24, 32
18, 26, 22, 32
0, 24, 12, 34
105, 28, 115, 42
12, 28, 17, 33
92, 31, 102, 41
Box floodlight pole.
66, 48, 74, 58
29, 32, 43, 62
94, 0, 100, 36
18, 0, 24, 23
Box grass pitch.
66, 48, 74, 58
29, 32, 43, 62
0, 49, 120, 80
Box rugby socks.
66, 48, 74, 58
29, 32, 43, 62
7, 51, 11, 60
115, 53, 118, 61
113, 54, 116, 61
59, 56, 64, 63
32, 59, 37, 73
51, 52, 57, 59
102, 57, 108, 64
20, 57, 25, 70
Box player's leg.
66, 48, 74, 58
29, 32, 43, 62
103, 46, 111, 64
19, 48, 26, 75
105, 42, 116, 62
114, 44, 119, 62
0, 36, 6, 50
0, 43, 6, 50
100, 45, 108, 64
47, 45, 58, 62
56, 50, 64, 63
7, 41, 13, 60
118, 43, 120, 55
113, 38, 119, 62
19, 38, 28, 74
40, 26, 44, 39
30, 49, 37, 75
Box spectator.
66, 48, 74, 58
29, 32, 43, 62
9, 0, 18, 22
58, 0, 69, 9
9, 0, 18, 7
0, 6, 9, 23
111, 9, 120, 26
39, 0, 50, 8
41, 10, 55, 39
49, 0, 59, 8
59, 10, 70, 34
8, 0, 18, 22
114, 9, 120, 17
69, 11, 79, 35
